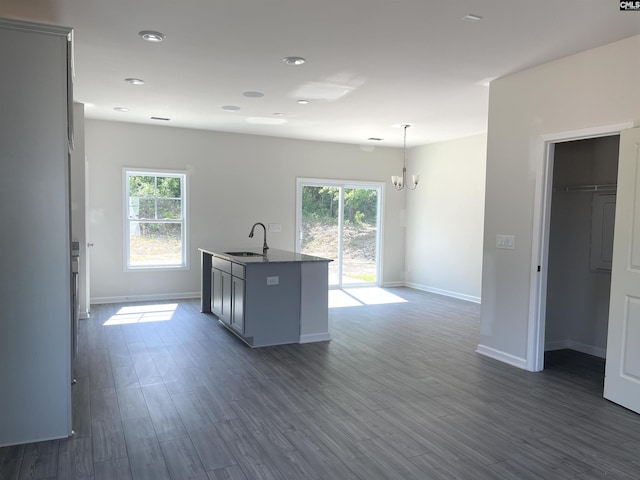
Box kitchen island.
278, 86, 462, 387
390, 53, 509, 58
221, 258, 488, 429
199, 247, 331, 347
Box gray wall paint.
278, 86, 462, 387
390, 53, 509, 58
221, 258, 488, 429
480, 33, 640, 365
85, 120, 407, 302
545, 136, 619, 357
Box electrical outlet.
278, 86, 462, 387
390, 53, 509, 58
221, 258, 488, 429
496, 235, 515, 250
268, 223, 281, 232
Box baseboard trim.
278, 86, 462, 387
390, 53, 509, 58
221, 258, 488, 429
545, 339, 606, 359
544, 340, 568, 352
381, 281, 405, 288
569, 341, 606, 359
299, 332, 331, 343
406, 282, 481, 304
476, 344, 528, 370
91, 292, 200, 305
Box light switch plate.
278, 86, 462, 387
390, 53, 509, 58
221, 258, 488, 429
496, 234, 515, 250
268, 223, 282, 233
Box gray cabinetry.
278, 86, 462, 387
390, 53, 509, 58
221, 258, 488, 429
211, 266, 226, 322
212, 257, 243, 330
232, 276, 245, 333
0, 19, 73, 446
209, 254, 300, 346
231, 263, 245, 333
199, 248, 331, 348
222, 271, 232, 322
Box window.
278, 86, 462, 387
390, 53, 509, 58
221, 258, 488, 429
124, 169, 187, 270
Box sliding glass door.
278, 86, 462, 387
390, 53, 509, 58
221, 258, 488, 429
296, 179, 383, 288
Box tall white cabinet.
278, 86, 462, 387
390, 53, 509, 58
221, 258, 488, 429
0, 19, 74, 446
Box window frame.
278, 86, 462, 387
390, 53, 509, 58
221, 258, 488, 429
123, 168, 189, 272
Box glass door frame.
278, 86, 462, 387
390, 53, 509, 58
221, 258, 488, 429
295, 177, 385, 289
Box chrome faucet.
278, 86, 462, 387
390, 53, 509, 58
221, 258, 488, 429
249, 222, 269, 254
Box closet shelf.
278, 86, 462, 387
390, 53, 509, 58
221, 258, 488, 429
555, 184, 617, 193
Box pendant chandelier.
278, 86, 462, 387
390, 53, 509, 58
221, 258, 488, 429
391, 124, 419, 191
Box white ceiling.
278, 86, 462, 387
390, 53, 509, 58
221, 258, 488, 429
3, 1, 640, 147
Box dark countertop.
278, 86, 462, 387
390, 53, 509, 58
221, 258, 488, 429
198, 247, 332, 265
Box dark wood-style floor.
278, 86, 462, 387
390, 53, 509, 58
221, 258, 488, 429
2, 287, 640, 479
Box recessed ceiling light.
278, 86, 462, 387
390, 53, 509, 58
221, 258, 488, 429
222, 105, 241, 111
125, 78, 145, 85
273, 112, 284, 116
139, 30, 166, 42
113, 107, 129, 112
368, 137, 383, 141
150, 116, 170, 121
462, 14, 483, 23
243, 91, 264, 98
282, 56, 306, 66
297, 99, 309, 105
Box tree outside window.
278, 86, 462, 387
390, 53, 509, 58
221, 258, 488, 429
125, 170, 187, 269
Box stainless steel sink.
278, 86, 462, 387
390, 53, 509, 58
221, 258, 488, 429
224, 251, 264, 257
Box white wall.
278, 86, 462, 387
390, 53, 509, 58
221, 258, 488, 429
70, 103, 88, 317
479, 34, 640, 368
85, 120, 406, 302
405, 134, 486, 302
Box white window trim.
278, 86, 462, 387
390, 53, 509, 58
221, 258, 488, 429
123, 167, 189, 272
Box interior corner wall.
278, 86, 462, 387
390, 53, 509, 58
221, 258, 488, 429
85, 120, 406, 302
405, 133, 487, 302
479, 34, 640, 366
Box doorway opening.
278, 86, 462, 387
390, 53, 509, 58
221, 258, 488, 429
296, 178, 384, 288
526, 122, 633, 372
543, 136, 619, 381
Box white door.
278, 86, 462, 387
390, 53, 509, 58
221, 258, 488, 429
604, 126, 640, 413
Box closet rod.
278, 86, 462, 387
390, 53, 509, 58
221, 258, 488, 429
555, 184, 617, 193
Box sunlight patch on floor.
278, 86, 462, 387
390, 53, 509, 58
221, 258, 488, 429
329, 290, 363, 308
103, 303, 178, 325
329, 288, 408, 308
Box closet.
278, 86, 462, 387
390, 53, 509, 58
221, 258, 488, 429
544, 135, 619, 365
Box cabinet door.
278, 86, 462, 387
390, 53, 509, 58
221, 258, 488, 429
231, 276, 245, 334
220, 271, 232, 325
211, 268, 223, 316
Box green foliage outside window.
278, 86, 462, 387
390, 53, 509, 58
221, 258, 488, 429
301, 186, 378, 226
126, 172, 186, 267
129, 175, 183, 223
